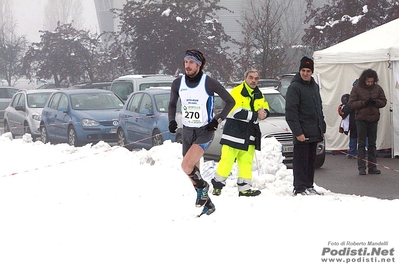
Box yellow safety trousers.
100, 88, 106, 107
216, 144, 255, 180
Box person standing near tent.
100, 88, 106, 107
168, 49, 235, 216
285, 56, 326, 195
349, 69, 387, 175
338, 90, 358, 159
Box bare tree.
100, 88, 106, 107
0, 0, 27, 85
44, 0, 83, 31
0, 0, 14, 33
236, 0, 289, 78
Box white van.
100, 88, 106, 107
110, 74, 176, 101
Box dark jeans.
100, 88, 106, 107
293, 141, 317, 192
356, 120, 378, 171
348, 137, 357, 156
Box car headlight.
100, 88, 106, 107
32, 113, 41, 121
81, 118, 100, 126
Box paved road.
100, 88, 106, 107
315, 152, 399, 200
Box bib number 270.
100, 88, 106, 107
184, 111, 200, 119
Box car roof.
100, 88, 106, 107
67, 82, 112, 89
19, 89, 59, 94
145, 86, 171, 91
114, 74, 175, 80
259, 87, 281, 94
59, 89, 115, 95
135, 88, 171, 94
0, 86, 16, 89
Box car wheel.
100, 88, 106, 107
117, 128, 126, 146
68, 126, 78, 146
24, 121, 31, 135
152, 129, 163, 146
40, 125, 49, 143
315, 152, 326, 169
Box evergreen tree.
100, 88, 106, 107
303, 0, 399, 52
114, 0, 234, 80
21, 23, 107, 86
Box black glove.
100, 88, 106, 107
169, 120, 177, 133
365, 98, 376, 106
205, 118, 219, 131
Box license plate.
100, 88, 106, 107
282, 145, 293, 153
110, 128, 117, 133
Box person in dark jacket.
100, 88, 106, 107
285, 56, 326, 196
349, 69, 387, 175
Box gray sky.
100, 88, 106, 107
13, 0, 99, 43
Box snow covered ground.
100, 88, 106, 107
0, 133, 397, 265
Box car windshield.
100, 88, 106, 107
154, 93, 170, 113
112, 82, 133, 101
71, 93, 124, 110
0, 88, 18, 98
258, 79, 280, 88
263, 93, 285, 116
280, 76, 294, 97
27, 92, 54, 108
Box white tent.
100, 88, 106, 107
313, 18, 399, 157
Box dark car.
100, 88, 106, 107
40, 89, 124, 146
36, 83, 68, 89
278, 74, 295, 98
67, 82, 112, 90
225, 79, 280, 89
116, 87, 181, 150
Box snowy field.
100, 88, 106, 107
0, 133, 397, 265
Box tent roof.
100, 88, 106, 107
314, 18, 399, 64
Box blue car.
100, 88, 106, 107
40, 89, 124, 146
117, 88, 179, 150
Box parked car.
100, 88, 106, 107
110, 74, 176, 101
278, 73, 295, 98
4, 89, 58, 139
0, 86, 19, 120
36, 83, 68, 90
67, 82, 112, 90
116, 87, 181, 150
40, 89, 124, 146
225, 79, 280, 89
203, 87, 325, 168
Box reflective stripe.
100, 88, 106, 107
221, 134, 245, 144
246, 111, 252, 120
214, 173, 227, 184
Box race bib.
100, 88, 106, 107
183, 104, 203, 125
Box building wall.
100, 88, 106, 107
94, 0, 247, 47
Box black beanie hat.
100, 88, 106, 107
341, 94, 350, 104
299, 56, 314, 72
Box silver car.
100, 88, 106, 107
0, 86, 19, 120
203, 87, 325, 168
4, 89, 58, 139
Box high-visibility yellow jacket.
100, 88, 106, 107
220, 82, 270, 151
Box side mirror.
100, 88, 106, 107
15, 105, 25, 111
58, 107, 68, 113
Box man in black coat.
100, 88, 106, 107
285, 56, 326, 196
